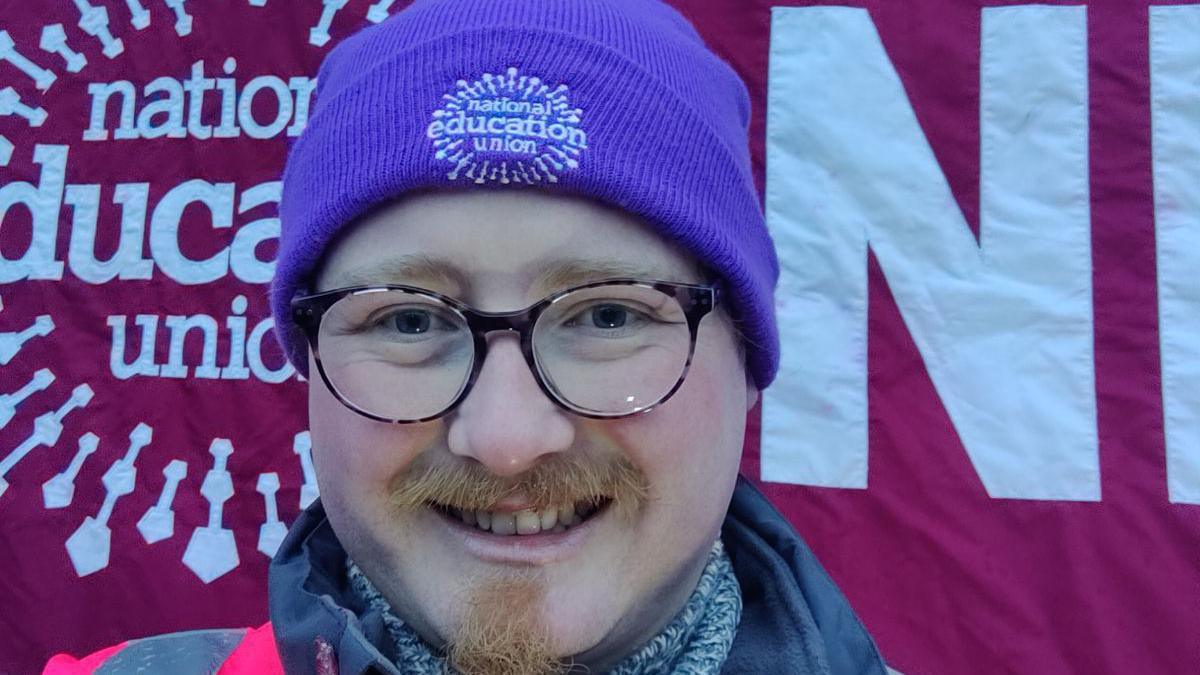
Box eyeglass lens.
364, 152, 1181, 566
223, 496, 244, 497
315, 284, 693, 420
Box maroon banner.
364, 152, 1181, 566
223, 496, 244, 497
0, 2, 1197, 674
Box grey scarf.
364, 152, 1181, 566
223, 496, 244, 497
347, 540, 742, 674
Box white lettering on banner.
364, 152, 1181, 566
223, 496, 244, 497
246, 316, 293, 383
162, 314, 221, 379
287, 76, 317, 137
764, 6, 1099, 500
184, 60, 213, 139
83, 58, 315, 141
230, 181, 281, 284
84, 80, 138, 141
107, 296, 295, 383
238, 74, 292, 139
149, 179, 235, 284
1151, 6, 1200, 505
107, 314, 160, 378
66, 183, 154, 283
137, 75, 186, 139
222, 295, 251, 380
214, 58, 240, 138
0, 144, 282, 285
0, 144, 67, 282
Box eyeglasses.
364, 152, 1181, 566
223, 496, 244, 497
291, 278, 721, 423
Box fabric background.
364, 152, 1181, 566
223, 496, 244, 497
0, 2, 1196, 673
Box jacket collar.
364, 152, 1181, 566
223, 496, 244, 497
721, 477, 888, 674
269, 503, 400, 675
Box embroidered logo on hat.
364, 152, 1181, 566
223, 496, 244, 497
426, 67, 587, 184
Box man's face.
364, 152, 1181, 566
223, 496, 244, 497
308, 190, 757, 670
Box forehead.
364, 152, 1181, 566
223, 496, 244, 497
315, 191, 702, 299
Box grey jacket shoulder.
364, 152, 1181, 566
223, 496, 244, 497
90, 628, 249, 675
721, 477, 888, 674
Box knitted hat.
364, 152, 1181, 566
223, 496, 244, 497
272, 0, 780, 388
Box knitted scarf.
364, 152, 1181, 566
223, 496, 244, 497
347, 540, 742, 674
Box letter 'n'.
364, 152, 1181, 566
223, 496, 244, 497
763, 6, 1098, 500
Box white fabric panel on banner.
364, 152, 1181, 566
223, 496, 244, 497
763, 6, 1098, 500
1151, 5, 1200, 505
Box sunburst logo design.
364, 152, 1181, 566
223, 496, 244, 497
427, 66, 588, 185
0, 0, 402, 585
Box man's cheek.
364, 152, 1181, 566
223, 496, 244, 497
620, 370, 725, 458
308, 388, 431, 504
308, 385, 357, 489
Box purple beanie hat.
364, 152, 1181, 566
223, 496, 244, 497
272, 0, 780, 388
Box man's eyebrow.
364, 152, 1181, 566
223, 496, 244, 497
330, 254, 468, 291
532, 258, 687, 290
329, 255, 688, 293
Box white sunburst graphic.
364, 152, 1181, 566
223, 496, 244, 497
429, 66, 589, 185
0, 311, 92, 499
64, 423, 152, 577
0, 0, 413, 582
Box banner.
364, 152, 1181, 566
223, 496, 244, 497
0, 2, 1196, 673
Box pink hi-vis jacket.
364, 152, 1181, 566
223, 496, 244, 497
43, 623, 286, 675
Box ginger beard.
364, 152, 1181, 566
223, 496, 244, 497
447, 573, 558, 675
388, 450, 650, 672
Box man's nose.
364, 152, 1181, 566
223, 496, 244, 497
445, 331, 576, 476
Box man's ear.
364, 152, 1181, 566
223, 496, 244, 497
745, 369, 760, 411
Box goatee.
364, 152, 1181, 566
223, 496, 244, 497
445, 576, 566, 675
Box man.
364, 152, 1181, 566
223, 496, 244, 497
46, 0, 888, 672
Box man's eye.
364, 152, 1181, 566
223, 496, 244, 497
590, 304, 630, 329
362, 306, 458, 338
562, 303, 651, 333
389, 309, 432, 334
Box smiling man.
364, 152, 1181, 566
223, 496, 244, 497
285, 190, 757, 674
44, 0, 888, 673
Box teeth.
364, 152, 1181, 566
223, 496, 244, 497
491, 512, 517, 536
560, 504, 579, 526
539, 507, 558, 530
515, 510, 540, 535
442, 500, 604, 536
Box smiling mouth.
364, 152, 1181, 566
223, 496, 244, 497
429, 499, 611, 536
